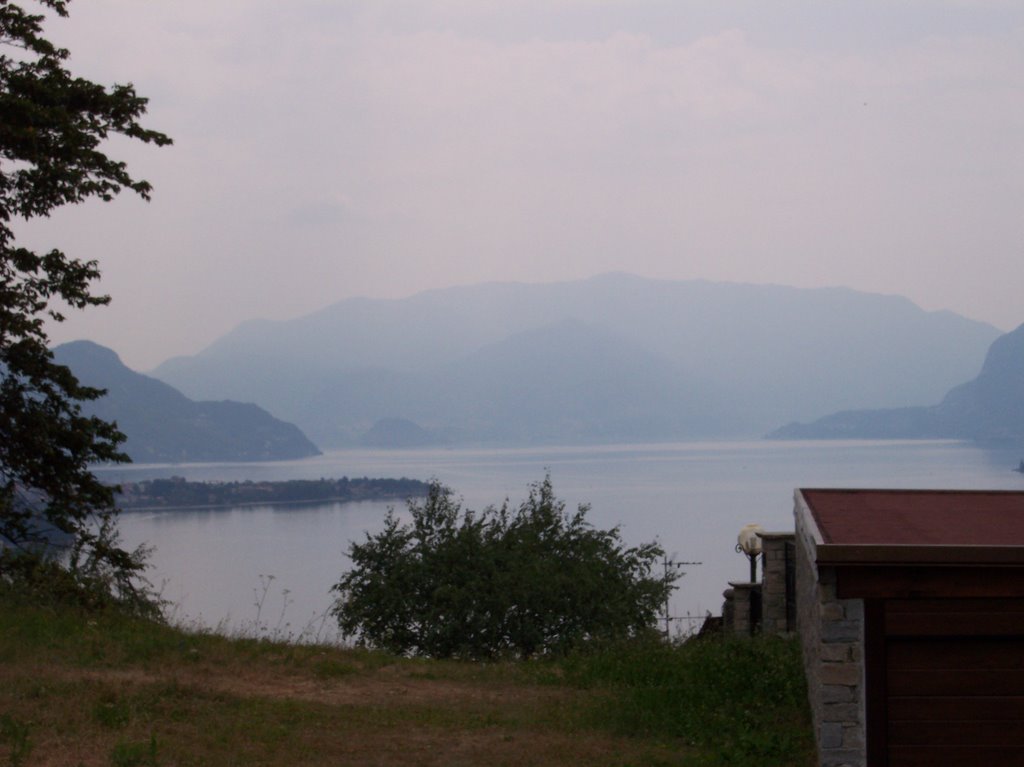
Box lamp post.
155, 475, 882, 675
735, 524, 764, 635
736, 523, 764, 583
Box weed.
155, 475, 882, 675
295, 610, 332, 644
95, 694, 132, 729
248, 574, 293, 640
313, 659, 357, 679
0, 715, 32, 767
110, 734, 158, 767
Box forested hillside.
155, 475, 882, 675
54, 341, 320, 462
153, 275, 999, 447
771, 322, 1024, 444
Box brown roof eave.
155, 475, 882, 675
816, 543, 1024, 567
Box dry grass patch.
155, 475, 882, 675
0, 602, 694, 766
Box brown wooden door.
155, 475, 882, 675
880, 599, 1024, 767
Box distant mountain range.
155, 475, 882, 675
149, 274, 1000, 448
770, 322, 1024, 444
53, 341, 320, 463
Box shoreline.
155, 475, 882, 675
118, 493, 420, 513
114, 476, 431, 513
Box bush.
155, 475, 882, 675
332, 477, 675, 658
0, 540, 158, 619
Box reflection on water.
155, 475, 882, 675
107, 440, 1024, 641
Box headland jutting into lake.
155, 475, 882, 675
115, 476, 429, 511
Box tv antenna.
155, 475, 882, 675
660, 553, 702, 638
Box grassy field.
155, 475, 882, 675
0, 598, 813, 767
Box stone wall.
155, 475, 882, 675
760, 532, 794, 635
725, 581, 760, 635
721, 586, 735, 630
720, 533, 791, 636
794, 491, 866, 767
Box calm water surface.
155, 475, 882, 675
102, 440, 1024, 641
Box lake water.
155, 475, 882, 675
100, 440, 1024, 642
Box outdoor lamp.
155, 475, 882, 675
736, 523, 764, 583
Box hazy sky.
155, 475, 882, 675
32, 0, 1024, 370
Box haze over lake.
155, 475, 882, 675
104, 439, 1024, 641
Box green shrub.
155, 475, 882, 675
332, 477, 675, 659
0, 548, 159, 620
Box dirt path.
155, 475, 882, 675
67, 663, 569, 709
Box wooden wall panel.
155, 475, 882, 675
889, 695, 1024, 721
889, 745, 1024, 767
838, 567, 1024, 600
870, 602, 1024, 764
889, 720, 1024, 746
885, 599, 1024, 636
887, 637, 1024, 669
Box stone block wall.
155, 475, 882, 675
760, 532, 794, 635
721, 586, 735, 630
794, 492, 866, 767
721, 533, 791, 636
726, 581, 760, 635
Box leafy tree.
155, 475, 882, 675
0, 0, 170, 607
332, 477, 676, 658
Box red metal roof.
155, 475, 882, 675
802, 489, 1024, 547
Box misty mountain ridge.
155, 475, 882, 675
54, 341, 320, 463
151, 273, 1000, 448
771, 322, 1024, 444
